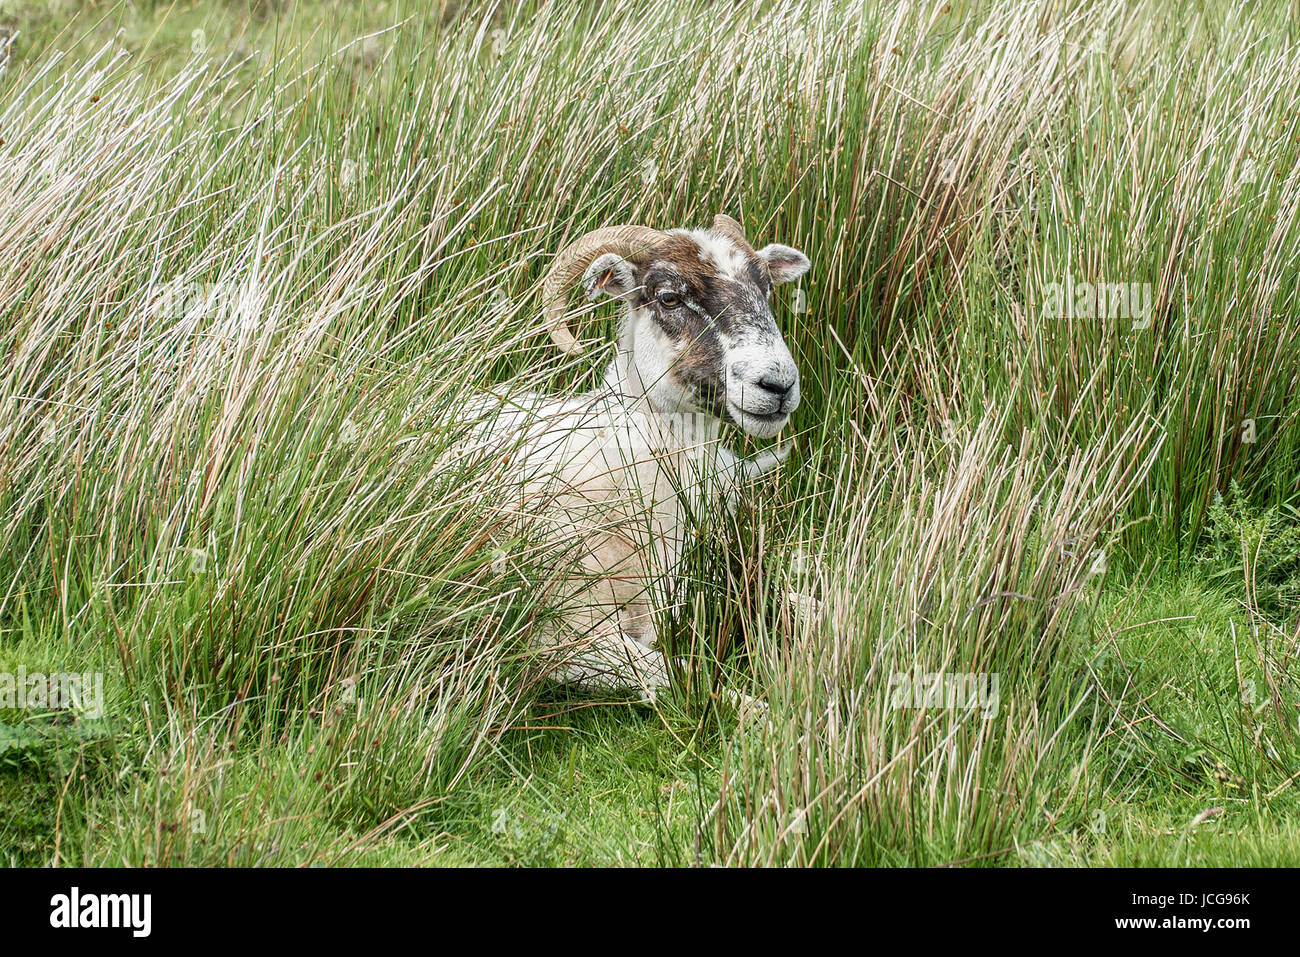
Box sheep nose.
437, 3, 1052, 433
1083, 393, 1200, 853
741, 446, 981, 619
757, 372, 795, 398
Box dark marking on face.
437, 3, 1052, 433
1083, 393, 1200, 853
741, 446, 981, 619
628, 230, 782, 416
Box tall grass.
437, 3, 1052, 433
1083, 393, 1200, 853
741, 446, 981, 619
1, 0, 1297, 864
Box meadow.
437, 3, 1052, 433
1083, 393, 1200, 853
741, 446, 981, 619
1, 0, 1298, 866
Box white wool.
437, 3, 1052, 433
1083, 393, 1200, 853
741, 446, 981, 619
461, 380, 782, 701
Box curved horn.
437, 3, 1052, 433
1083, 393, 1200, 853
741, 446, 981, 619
711, 213, 747, 244
541, 225, 665, 354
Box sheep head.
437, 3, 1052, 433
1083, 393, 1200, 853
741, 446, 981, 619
540, 214, 810, 439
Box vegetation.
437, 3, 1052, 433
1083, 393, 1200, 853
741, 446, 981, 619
1, 0, 1297, 866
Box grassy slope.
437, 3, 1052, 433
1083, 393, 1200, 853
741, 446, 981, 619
1, 0, 1298, 866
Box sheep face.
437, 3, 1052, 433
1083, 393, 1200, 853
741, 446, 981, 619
581, 227, 810, 439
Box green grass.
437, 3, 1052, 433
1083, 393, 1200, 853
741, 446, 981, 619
424, 699, 727, 866
0, 0, 1298, 866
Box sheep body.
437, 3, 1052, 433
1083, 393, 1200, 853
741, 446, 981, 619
463, 216, 808, 700
466, 378, 785, 698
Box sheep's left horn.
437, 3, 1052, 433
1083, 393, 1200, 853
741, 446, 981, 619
540, 225, 664, 354
711, 213, 747, 244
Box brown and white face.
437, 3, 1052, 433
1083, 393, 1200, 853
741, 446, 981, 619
579, 225, 810, 439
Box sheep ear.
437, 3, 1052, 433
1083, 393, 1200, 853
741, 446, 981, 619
582, 253, 639, 301
757, 243, 810, 284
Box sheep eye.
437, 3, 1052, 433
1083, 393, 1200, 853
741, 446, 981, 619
657, 291, 681, 308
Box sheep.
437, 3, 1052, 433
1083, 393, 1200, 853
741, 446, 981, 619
465, 214, 810, 704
